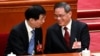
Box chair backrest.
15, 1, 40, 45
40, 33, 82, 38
0, 34, 9, 56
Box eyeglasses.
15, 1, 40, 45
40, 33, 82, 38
54, 14, 67, 18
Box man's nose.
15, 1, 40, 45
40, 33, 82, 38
42, 19, 45, 23
57, 17, 61, 20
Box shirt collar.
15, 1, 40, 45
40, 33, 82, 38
25, 20, 35, 33
62, 19, 72, 30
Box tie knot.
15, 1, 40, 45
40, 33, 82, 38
31, 30, 35, 34
64, 27, 68, 31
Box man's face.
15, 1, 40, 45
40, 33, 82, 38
54, 7, 72, 26
30, 14, 46, 28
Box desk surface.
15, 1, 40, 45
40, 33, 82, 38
22, 53, 81, 56
21, 52, 100, 56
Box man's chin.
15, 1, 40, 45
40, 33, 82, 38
36, 26, 41, 28
58, 23, 64, 26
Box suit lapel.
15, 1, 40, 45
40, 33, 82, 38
55, 24, 68, 48
70, 20, 77, 48
34, 28, 42, 54
21, 22, 29, 45
35, 28, 39, 45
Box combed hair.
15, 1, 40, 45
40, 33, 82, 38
25, 5, 46, 20
54, 2, 71, 13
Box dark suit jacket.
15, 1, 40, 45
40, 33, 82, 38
5, 21, 43, 55
44, 20, 90, 54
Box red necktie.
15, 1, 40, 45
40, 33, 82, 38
64, 27, 70, 47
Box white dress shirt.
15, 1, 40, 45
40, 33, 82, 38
62, 19, 72, 37
25, 20, 35, 54
25, 20, 35, 42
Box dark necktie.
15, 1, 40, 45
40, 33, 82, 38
28, 30, 35, 55
64, 27, 70, 47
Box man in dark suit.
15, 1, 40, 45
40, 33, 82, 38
44, 2, 90, 54
5, 5, 46, 55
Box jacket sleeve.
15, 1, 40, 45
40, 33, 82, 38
5, 29, 27, 55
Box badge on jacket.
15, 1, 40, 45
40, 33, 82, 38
36, 41, 42, 52
72, 38, 81, 49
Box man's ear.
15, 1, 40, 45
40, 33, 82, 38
29, 18, 35, 24
68, 11, 72, 18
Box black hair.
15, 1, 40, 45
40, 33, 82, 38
25, 5, 46, 20
54, 2, 71, 13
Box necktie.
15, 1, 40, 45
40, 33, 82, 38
64, 27, 70, 47
28, 30, 35, 55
